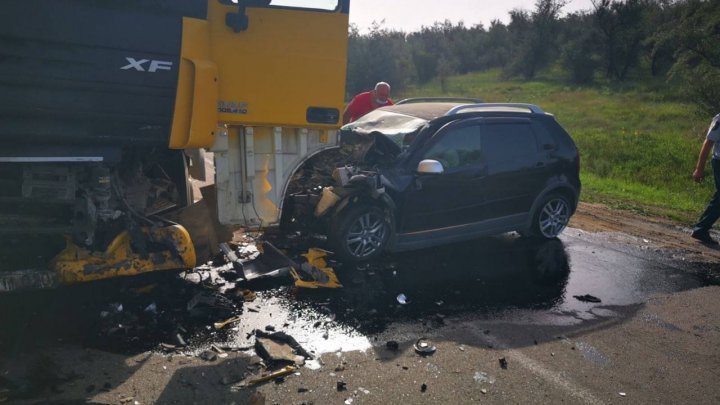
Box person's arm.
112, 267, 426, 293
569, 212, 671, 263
694, 139, 715, 182
342, 105, 352, 125
695, 116, 720, 182
342, 97, 357, 124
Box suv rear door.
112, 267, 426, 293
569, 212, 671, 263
479, 118, 547, 219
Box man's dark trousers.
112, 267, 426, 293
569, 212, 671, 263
694, 158, 720, 234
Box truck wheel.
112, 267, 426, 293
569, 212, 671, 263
531, 193, 571, 239
330, 205, 390, 262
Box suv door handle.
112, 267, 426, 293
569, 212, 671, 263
535, 162, 546, 168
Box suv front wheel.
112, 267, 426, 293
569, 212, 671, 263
330, 205, 390, 262
530, 193, 571, 239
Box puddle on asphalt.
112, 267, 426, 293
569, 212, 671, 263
0, 230, 718, 356
222, 232, 719, 354
227, 236, 574, 354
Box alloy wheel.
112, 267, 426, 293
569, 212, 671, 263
538, 198, 570, 238
345, 212, 387, 258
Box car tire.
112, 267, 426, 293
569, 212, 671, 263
530, 193, 571, 239
330, 205, 390, 262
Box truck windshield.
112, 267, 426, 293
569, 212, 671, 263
268, 0, 338, 10
223, 0, 339, 11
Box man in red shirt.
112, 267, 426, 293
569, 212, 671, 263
342, 82, 394, 124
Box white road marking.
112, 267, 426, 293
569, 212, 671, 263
468, 327, 606, 405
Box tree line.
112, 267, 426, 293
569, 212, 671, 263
346, 0, 720, 114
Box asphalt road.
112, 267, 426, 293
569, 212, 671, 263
1, 227, 719, 404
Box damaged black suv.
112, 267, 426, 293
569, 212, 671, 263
283, 100, 581, 262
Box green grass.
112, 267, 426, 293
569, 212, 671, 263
399, 70, 714, 224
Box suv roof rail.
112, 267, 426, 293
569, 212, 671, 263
395, 97, 483, 105
446, 103, 545, 115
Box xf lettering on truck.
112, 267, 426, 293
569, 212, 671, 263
218, 101, 249, 114
121, 57, 173, 73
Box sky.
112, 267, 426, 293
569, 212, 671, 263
348, 0, 597, 33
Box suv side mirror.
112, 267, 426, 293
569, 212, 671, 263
417, 159, 444, 174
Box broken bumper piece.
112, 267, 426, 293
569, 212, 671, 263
50, 225, 196, 285
260, 242, 342, 289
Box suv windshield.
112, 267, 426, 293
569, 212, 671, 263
342, 110, 428, 147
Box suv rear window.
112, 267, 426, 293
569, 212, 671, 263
481, 122, 538, 164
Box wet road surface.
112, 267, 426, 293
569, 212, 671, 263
1, 228, 719, 403
0, 229, 720, 403
224, 229, 719, 357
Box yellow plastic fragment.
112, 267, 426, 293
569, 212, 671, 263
214, 315, 242, 330
247, 365, 297, 385
291, 248, 342, 289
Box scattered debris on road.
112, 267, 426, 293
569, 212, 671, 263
4, 220, 720, 404
304, 360, 322, 370
474, 372, 496, 384
258, 242, 343, 289
199, 350, 218, 362
143, 302, 157, 314
238, 365, 298, 388
182, 238, 342, 290
499, 357, 508, 369
574, 294, 602, 303
254, 330, 312, 367
214, 315, 242, 330
414, 338, 436, 355
237, 289, 257, 302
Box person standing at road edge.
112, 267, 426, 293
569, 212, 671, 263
691, 113, 720, 244
342, 82, 393, 124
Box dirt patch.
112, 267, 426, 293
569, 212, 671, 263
570, 202, 720, 263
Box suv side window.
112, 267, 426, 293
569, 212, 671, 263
423, 125, 482, 170
481, 122, 537, 164
531, 120, 556, 150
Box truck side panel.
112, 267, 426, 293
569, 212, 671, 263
213, 126, 337, 228
0, 0, 207, 146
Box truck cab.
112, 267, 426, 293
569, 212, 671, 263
0, 0, 350, 288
